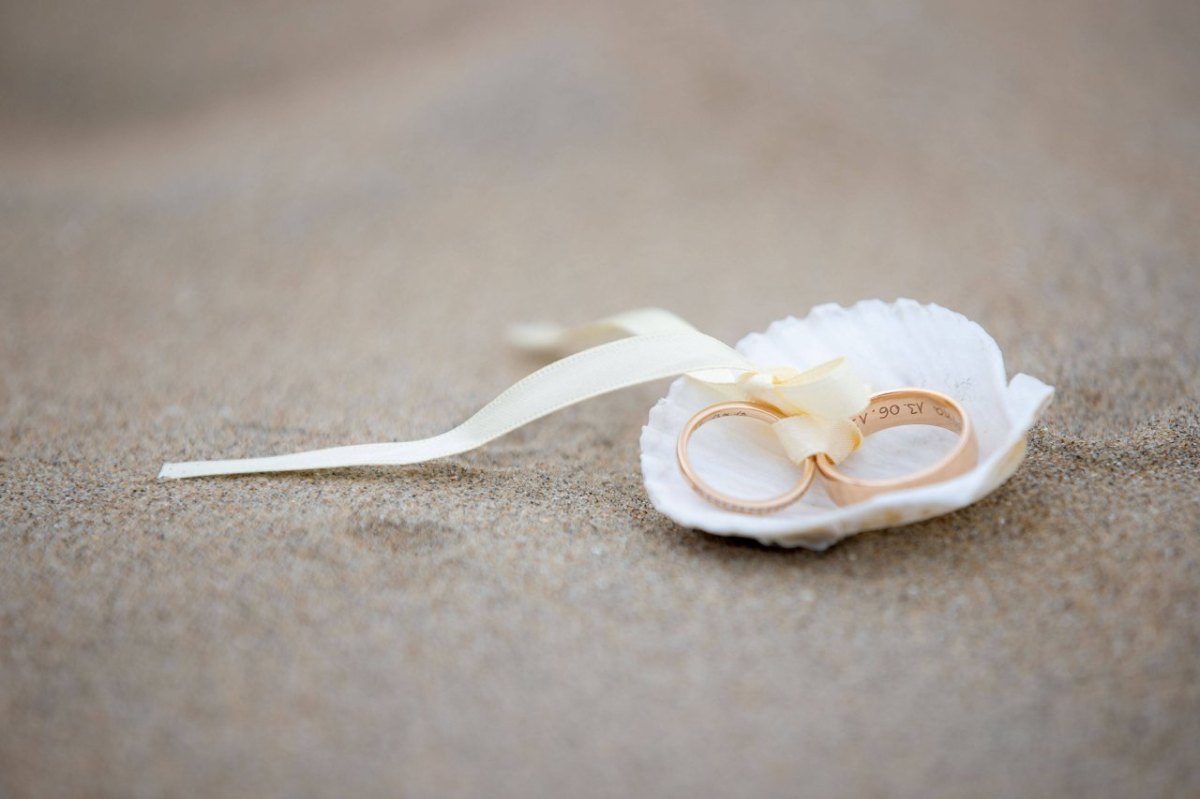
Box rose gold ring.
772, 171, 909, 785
676, 401, 816, 514
816, 388, 978, 506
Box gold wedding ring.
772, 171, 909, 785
816, 388, 978, 506
675, 401, 817, 515
676, 388, 978, 513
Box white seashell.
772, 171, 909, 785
639, 299, 1054, 549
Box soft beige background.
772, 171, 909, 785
2, 1, 1198, 796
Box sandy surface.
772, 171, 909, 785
2, 1, 1199, 796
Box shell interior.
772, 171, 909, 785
639, 299, 1054, 549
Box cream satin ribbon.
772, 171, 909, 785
158, 309, 869, 480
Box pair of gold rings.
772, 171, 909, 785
675, 388, 978, 514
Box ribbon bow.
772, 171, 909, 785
688, 358, 870, 466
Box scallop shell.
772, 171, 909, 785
639, 299, 1054, 549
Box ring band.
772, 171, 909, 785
675, 401, 816, 514
816, 388, 978, 506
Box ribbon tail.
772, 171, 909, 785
506, 307, 703, 355
158, 330, 752, 479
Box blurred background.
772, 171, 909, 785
4, 0, 1196, 347
2, 1, 1198, 797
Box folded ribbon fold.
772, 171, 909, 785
686, 360, 869, 465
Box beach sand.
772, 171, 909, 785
2, 1, 1198, 795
